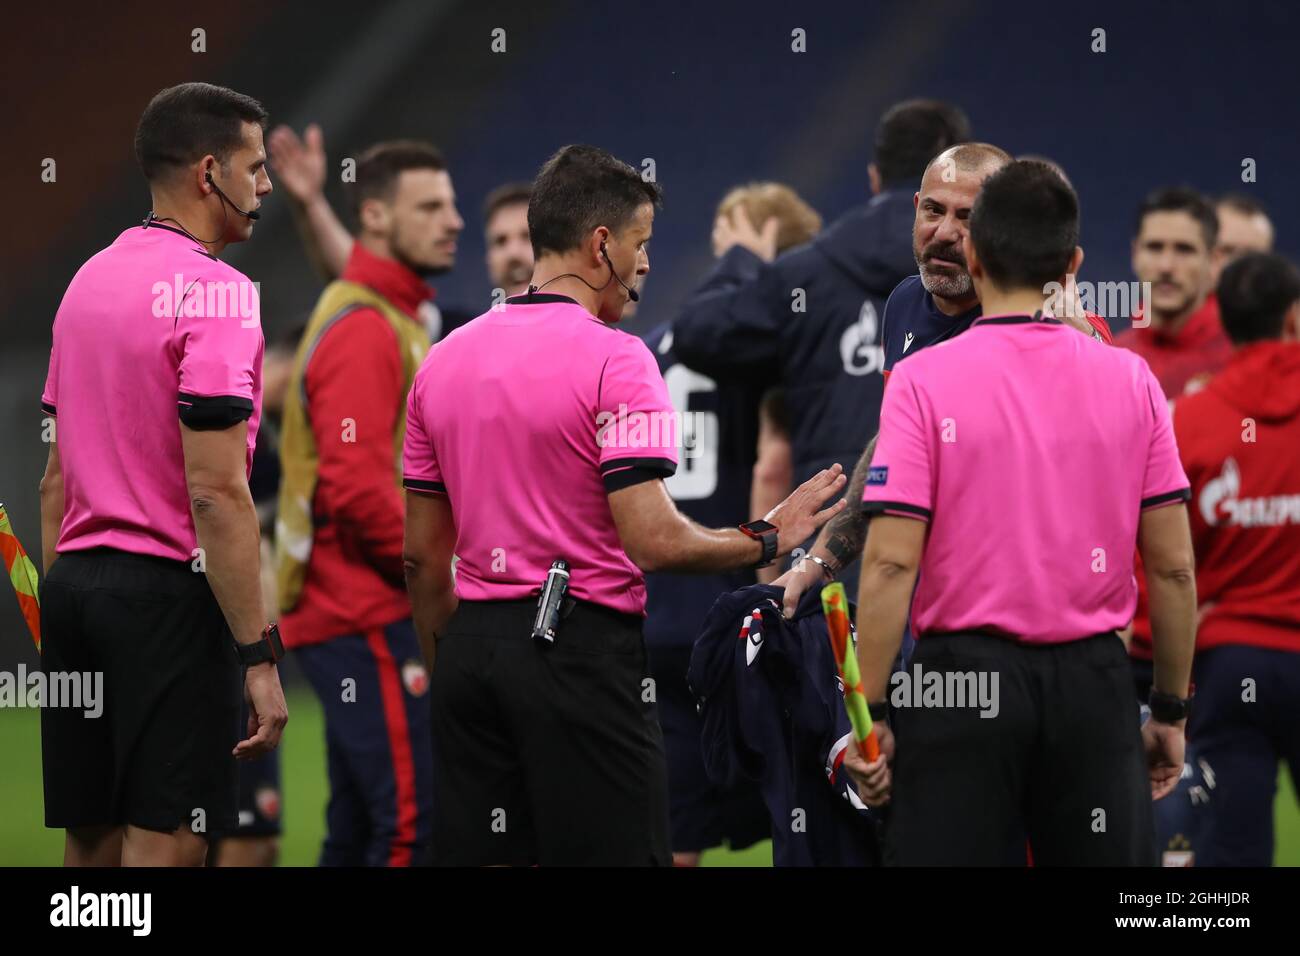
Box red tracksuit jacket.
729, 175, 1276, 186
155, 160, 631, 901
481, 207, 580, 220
1131, 340, 1300, 657
280, 244, 432, 648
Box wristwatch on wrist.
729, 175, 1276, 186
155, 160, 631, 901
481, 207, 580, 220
738, 519, 779, 569
1148, 687, 1193, 724
236, 623, 285, 667
868, 700, 890, 723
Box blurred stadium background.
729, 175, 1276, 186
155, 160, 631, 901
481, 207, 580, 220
2, 0, 1298, 864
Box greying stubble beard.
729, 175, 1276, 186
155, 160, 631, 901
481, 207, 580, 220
915, 232, 974, 300
917, 257, 974, 300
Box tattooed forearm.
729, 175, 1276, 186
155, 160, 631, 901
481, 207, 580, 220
812, 434, 877, 571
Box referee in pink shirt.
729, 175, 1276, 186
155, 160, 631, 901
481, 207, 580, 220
401, 144, 847, 866
848, 161, 1198, 865
39, 83, 287, 867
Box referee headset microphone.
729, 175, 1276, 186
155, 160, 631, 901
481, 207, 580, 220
205, 170, 260, 220
529, 234, 639, 302
601, 240, 639, 302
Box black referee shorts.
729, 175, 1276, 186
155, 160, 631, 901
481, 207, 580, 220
885, 630, 1155, 866
40, 548, 242, 835
431, 598, 671, 866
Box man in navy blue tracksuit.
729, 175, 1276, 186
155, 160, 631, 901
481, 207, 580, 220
670, 100, 969, 589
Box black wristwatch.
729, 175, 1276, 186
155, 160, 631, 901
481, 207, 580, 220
738, 519, 779, 569
1148, 688, 1193, 724
236, 623, 285, 667
868, 700, 890, 723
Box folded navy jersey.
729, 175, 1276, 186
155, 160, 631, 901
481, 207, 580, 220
688, 583, 880, 866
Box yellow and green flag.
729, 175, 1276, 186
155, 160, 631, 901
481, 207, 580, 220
0, 503, 42, 651
821, 581, 879, 762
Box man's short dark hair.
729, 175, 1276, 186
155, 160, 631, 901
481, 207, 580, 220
527, 145, 662, 258
1135, 186, 1218, 249
135, 82, 268, 183
969, 160, 1079, 291
482, 182, 532, 228
352, 140, 447, 216
874, 99, 972, 187
1217, 252, 1300, 345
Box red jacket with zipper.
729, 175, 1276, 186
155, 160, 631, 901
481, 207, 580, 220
1130, 341, 1300, 657
280, 244, 431, 648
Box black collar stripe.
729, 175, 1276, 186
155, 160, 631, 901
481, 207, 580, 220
140, 220, 216, 260
505, 292, 580, 306
975, 313, 1064, 327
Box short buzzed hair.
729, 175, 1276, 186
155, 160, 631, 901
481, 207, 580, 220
970, 160, 1079, 290
1017, 154, 1071, 188
351, 140, 446, 216
1217, 252, 1300, 345
924, 142, 1012, 180
528, 145, 662, 258
135, 82, 268, 184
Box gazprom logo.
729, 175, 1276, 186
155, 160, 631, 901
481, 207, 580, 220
867, 466, 889, 486
840, 300, 885, 376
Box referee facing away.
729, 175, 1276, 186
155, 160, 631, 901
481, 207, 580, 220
39, 83, 287, 866
847, 161, 1197, 865
402, 144, 847, 866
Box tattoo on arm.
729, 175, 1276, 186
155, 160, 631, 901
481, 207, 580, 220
821, 434, 878, 571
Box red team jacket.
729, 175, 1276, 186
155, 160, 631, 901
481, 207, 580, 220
1130, 341, 1300, 657
280, 245, 431, 648
1113, 294, 1232, 400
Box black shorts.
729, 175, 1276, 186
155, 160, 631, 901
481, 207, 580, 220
40, 548, 242, 835
431, 599, 671, 866
885, 630, 1155, 866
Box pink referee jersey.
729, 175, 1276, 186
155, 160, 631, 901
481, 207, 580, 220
42, 222, 264, 563
403, 292, 678, 616
862, 312, 1190, 645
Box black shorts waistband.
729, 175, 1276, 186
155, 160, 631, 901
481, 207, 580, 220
924, 628, 1120, 648
50, 546, 215, 598
450, 597, 642, 639
57, 546, 196, 574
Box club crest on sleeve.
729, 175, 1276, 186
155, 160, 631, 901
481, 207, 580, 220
402, 658, 430, 697
255, 786, 282, 822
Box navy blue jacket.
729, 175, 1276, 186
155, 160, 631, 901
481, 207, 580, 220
670, 190, 916, 489
688, 583, 880, 866
641, 322, 760, 647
